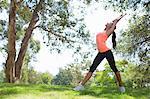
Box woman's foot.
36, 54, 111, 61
73, 84, 84, 91
119, 86, 125, 93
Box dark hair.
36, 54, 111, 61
112, 32, 116, 49
104, 26, 117, 49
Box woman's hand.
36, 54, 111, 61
106, 13, 126, 36
112, 13, 126, 22
117, 13, 127, 20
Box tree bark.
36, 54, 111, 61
4, 0, 44, 83
15, 16, 37, 80
15, 0, 44, 81
5, 0, 17, 83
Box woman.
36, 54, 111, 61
73, 14, 126, 93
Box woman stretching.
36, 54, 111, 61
74, 14, 126, 93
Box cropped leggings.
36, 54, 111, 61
89, 50, 118, 73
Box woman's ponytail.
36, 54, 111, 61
105, 26, 116, 49
112, 31, 116, 49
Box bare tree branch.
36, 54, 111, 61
136, 36, 150, 45
144, 1, 150, 7
35, 26, 75, 43
16, 0, 23, 6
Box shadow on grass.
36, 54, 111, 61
0, 83, 149, 99
38, 84, 72, 92
125, 87, 150, 98
78, 86, 150, 98
78, 86, 119, 98
0, 83, 72, 96
0, 83, 35, 96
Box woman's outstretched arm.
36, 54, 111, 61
113, 13, 126, 22
107, 14, 126, 36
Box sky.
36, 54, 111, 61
0, 1, 128, 75
32, 2, 128, 75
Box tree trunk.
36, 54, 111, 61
4, 0, 44, 83
15, 18, 37, 81
14, 0, 44, 81
5, 0, 16, 83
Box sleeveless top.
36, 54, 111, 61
96, 31, 110, 53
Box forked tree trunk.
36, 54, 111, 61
5, 0, 17, 83
5, 0, 44, 83
14, 0, 44, 82
15, 13, 38, 81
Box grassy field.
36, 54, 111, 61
0, 83, 149, 99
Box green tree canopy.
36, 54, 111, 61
0, 0, 92, 83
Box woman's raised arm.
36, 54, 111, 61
107, 14, 126, 36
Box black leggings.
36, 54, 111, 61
89, 50, 118, 73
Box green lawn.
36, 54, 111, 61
0, 83, 149, 99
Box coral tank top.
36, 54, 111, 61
96, 31, 110, 53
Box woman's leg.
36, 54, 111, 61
80, 72, 93, 85
105, 50, 123, 86
115, 71, 123, 86
80, 52, 105, 85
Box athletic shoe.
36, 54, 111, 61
119, 86, 125, 93
73, 84, 84, 91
